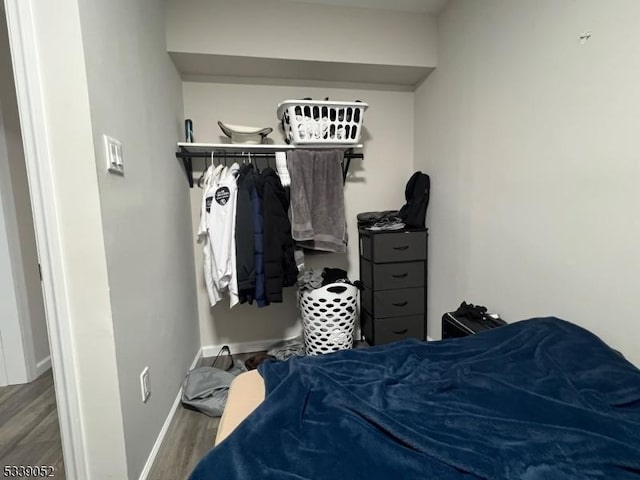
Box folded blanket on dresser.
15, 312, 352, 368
189, 318, 640, 479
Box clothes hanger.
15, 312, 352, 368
253, 152, 263, 174
275, 151, 290, 186
197, 150, 215, 189
247, 151, 252, 166
211, 152, 224, 179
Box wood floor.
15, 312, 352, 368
147, 352, 260, 480
0, 371, 65, 478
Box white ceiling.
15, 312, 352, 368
285, 0, 449, 14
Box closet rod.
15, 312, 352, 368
176, 149, 363, 187
175, 151, 364, 159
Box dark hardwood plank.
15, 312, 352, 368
19, 406, 61, 445
0, 371, 65, 479
0, 384, 20, 405
0, 385, 56, 454
147, 404, 220, 480
1, 441, 64, 478
0, 372, 53, 428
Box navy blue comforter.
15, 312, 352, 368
190, 318, 640, 479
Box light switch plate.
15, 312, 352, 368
104, 135, 124, 175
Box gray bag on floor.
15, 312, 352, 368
181, 346, 247, 417
181, 367, 236, 417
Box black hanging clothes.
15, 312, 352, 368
258, 167, 298, 303
251, 179, 267, 308
235, 164, 257, 304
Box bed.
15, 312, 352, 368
192, 317, 640, 479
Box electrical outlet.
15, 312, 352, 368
104, 134, 124, 175
140, 367, 151, 403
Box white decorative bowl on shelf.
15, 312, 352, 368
217, 121, 273, 144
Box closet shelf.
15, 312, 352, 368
177, 142, 362, 152
176, 142, 364, 188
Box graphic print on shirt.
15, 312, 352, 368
215, 186, 231, 205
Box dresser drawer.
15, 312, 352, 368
361, 231, 426, 263
362, 287, 424, 318
376, 315, 425, 344
361, 311, 424, 345
361, 259, 424, 290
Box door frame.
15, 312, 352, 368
3, 0, 88, 477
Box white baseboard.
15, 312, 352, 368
427, 336, 435, 341
35, 356, 51, 377
138, 348, 202, 480
201, 338, 287, 358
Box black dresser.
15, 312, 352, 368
358, 228, 428, 345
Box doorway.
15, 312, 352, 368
0, 7, 65, 477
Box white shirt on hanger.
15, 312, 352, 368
198, 163, 224, 307
206, 163, 240, 308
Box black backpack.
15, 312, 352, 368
398, 172, 430, 228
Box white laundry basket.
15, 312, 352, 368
300, 283, 358, 355
277, 100, 368, 145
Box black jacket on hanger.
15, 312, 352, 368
258, 168, 297, 303
251, 181, 267, 307
235, 164, 256, 304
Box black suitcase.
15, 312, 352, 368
442, 311, 506, 339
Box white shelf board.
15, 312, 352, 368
177, 142, 363, 152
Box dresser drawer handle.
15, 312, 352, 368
392, 301, 408, 307
392, 245, 409, 251
392, 328, 409, 335
391, 273, 408, 279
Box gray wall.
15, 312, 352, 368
77, 0, 200, 477
415, 0, 640, 366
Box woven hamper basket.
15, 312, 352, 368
300, 283, 358, 355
